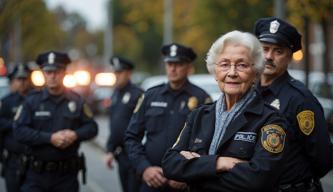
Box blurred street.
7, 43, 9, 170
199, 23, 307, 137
1, 114, 333, 191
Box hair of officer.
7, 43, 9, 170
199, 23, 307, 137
206, 30, 265, 75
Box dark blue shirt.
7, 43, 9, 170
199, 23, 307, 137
14, 88, 98, 161
0, 92, 27, 154
125, 79, 211, 175
257, 71, 332, 182
106, 82, 143, 153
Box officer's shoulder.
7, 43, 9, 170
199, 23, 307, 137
288, 77, 314, 98
145, 83, 165, 93
1, 92, 16, 101
187, 82, 210, 96
66, 89, 83, 101
131, 84, 144, 94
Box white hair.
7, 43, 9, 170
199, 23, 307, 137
206, 30, 264, 75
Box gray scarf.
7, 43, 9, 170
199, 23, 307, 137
208, 88, 256, 155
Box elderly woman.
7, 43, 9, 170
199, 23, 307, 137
161, 31, 288, 192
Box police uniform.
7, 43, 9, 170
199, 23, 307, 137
0, 64, 32, 192
106, 56, 143, 192
254, 17, 332, 191
162, 90, 288, 192
125, 43, 212, 192
13, 51, 98, 192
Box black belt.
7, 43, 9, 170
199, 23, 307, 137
29, 157, 82, 173
278, 178, 322, 192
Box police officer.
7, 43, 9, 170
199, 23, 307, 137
125, 43, 212, 192
13, 51, 98, 192
104, 56, 143, 192
0, 64, 32, 192
254, 17, 332, 191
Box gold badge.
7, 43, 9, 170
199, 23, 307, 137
14, 105, 23, 121
83, 103, 93, 118
297, 110, 315, 135
133, 94, 144, 113
187, 97, 198, 110
122, 92, 131, 104
261, 124, 285, 153
68, 101, 76, 113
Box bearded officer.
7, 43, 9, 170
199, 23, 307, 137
13, 51, 98, 192
125, 43, 211, 192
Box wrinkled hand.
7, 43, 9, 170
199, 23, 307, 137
180, 151, 201, 160
168, 180, 187, 190
216, 156, 247, 172
142, 166, 167, 188
50, 129, 77, 149
104, 152, 114, 169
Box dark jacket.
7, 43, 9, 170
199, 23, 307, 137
162, 92, 288, 192
125, 79, 211, 176
257, 71, 332, 183
13, 88, 98, 161
106, 82, 143, 154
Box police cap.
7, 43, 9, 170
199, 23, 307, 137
254, 17, 302, 53
7, 64, 32, 80
36, 51, 71, 71
110, 56, 134, 72
161, 43, 197, 63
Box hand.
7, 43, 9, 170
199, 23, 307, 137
50, 129, 77, 149
61, 129, 78, 144
142, 166, 167, 188
180, 151, 201, 160
168, 180, 187, 190
104, 152, 114, 169
50, 131, 68, 149
216, 156, 247, 172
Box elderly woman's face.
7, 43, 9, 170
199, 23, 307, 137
214, 44, 256, 98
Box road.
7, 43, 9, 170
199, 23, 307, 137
1, 115, 333, 191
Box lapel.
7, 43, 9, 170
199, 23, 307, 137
216, 91, 263, 150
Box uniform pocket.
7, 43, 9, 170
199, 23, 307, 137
144, 107, 165, 133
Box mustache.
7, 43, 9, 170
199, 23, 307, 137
265, 60, 276, 67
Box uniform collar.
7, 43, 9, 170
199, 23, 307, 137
259, 71, 290, 96
161, 78, 192, 95
41, 88, 68, 102
118, 81, 132, 93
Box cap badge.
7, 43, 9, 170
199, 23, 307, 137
48, 52, 55, 64
170, 45, 177, 57
68, 101, 76, 113
269, 20, 280, 34
113, 58, 120, 69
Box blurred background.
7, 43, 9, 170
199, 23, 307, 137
0, 0, 333, 191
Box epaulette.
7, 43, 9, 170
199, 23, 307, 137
288, 78, 310, 97
146, 83, 166, 92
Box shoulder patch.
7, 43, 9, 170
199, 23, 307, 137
83, 103, 93, 118
261, 124, 286, 153
14, 105, 23, 121
187, 96, 198, 110
133, 94, 144, 113
297, 110, 314, 135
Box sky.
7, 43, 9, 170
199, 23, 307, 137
44, 0, 108, 31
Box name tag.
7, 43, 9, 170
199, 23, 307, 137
150, 101, 167, 108
35, 111, 51, 117
234, 132, 257, 143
